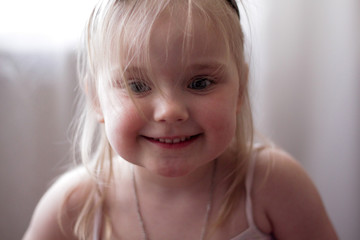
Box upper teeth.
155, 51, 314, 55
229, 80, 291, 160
155, 137, 190, 144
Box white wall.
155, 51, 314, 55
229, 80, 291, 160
0, 50, 77, 240
247, 0, 360, 239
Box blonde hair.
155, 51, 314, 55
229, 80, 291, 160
67, 0, 253, 239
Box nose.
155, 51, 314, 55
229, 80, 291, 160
153, 94, 189, 123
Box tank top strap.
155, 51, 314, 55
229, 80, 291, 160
93, 194, 102, 240
244, 148, 259, 227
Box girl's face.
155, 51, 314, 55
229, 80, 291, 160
98, 12, 242, 177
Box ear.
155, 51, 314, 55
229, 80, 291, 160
92, 95, 105, 123
94, 105, 105, 123
85, 82, 105, 123
236, 63, 249, 113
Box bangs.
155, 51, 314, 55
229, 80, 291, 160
82, 0, 244, 100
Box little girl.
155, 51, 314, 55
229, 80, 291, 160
23, 0, 338, 239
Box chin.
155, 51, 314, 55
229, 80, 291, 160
154, 164, 192, 178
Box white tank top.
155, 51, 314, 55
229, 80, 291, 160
93, 150, 273, 240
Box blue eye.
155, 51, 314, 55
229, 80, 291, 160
128, 81, 151, 94
188, 77, 214, 90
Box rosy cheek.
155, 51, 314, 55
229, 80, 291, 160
208, 105, 237, 135
111, 106, 145, 137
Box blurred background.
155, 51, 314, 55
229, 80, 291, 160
0, 0, 359, 239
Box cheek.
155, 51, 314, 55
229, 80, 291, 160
103, 102, 145, 155
199, 96, 238, 137
212, 109, 237, 139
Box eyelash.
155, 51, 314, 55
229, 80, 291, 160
128, 80, 152, 94
187, 76, 216, 91
113, 75, 216, 95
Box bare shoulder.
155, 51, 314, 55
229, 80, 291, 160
23, 166, 93, 240
252, 147, 338, 240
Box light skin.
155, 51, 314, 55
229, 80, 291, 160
98, 12, 241, 181
23, 7, 338, 240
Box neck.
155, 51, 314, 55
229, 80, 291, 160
133, 160, 216, 197
132, 160, 218, 240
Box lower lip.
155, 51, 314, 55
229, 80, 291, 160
143, 135, 200, 149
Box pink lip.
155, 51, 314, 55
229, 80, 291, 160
142, 134, 201, 149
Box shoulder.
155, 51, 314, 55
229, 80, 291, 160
23, 166, 94, 240
251, 146, 338, 239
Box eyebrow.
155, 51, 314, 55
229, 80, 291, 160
187, 62, 227, 73
123, 66, 146, 74
111, 66, 148, 77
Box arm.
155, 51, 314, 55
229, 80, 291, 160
23, 167, 90, 240
254, 148, 338, 240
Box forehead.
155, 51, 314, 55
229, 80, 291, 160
118, 7, 229, 72
152, 10, 228, 65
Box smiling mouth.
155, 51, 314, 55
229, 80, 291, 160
143, 134, 200, 144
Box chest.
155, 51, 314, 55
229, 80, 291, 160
104, 189, 250, 240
